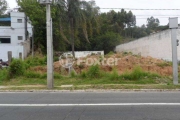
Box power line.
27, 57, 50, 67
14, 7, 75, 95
7, 14, 180, 16
136, 16, 180, 19
135, 15, 180, 16
0, 27, 43, 29
100, 8, 180, 10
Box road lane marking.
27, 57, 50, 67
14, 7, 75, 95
0, 103, 180, 106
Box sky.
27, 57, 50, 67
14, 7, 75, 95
6, 0, 180, 26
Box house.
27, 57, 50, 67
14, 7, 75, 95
0, 12, 33, 61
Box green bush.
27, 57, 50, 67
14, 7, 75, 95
87, 65, 101, 78
120, 66, 159, 80
8, 59, 25, 78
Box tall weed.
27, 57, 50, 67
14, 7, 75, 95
120, 66, 159, 80
0, 69, 8, 81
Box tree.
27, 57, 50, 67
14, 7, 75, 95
0, 0, 7, 15
81, 0, 100, 37
56, 0, 98, 57
17, 0, 47, 53
93, 32, 122, 54
17, 0, 68, 53
146, 16, 160, 33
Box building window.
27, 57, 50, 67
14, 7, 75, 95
18, 36, 23, 40
0, 38, 11, 43
17, 19, 22, 23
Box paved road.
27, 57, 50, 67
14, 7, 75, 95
0, 91, 180, 120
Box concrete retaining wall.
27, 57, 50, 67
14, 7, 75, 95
115, 29, 180, 61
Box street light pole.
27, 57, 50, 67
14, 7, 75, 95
38, 0, 53, 89
32, 26, 34, 57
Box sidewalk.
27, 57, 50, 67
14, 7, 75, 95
0, 84, 180, 92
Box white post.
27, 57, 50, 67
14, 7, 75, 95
169, 17, 179, 85
171, 29, 178, 85
47, 4, 54, 89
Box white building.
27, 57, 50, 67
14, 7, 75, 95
0, 12, 32, 61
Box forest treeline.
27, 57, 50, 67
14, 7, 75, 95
0, 0, 168, 54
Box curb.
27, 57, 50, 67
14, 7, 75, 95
0, 89, 180, 93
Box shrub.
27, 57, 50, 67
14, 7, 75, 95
8, 59, 25, 78
87, 65, 101, 78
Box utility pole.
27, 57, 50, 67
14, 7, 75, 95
32, 26, 34, 57
38, 0, 54, 89
169, 17, 179, 85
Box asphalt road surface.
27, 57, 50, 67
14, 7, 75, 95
0, 91, 180, 120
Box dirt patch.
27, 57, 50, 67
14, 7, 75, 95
30, 53, 174, 76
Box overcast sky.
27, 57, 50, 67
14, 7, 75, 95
6, 0, 180, 26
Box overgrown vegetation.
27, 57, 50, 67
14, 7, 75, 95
0, 56, 168, 87
24, 56, 46, 68
0, 52, 176, 88
0, 69, 8, 83
24, 71, 42, 78
120, 66, 160, 80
